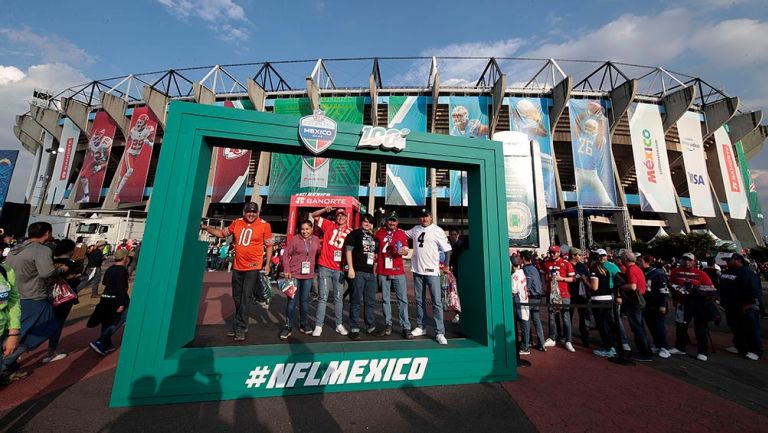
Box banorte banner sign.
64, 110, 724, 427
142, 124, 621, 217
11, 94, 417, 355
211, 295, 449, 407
74, 112, 116, 203
45, 118, 80, 204
211, 100, 251, 203
676, 111, 715, 217
628, 103, 677, 213
114, 106, 158, 203
713, 126, 748, 219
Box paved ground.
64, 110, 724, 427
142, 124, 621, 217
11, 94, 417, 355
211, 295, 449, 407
1, 271, 767, 433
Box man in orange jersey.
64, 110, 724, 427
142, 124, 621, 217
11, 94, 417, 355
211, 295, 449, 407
202, 202, 273, 342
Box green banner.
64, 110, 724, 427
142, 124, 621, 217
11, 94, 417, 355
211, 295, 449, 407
268, 97, 363, 204
735, 141, 764, 228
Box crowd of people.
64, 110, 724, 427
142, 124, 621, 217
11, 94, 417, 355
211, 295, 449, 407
511, 245, 764, 362
0, 225, 135, 386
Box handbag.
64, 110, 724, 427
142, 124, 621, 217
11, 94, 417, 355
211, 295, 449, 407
280, 277, 297, 299
51, 279, 77, 307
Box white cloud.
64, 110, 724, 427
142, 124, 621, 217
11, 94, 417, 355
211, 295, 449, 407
0, 63, 89, 203
157, 0, 250, 42
0, 27, 96, 67
690, 19, 768, 67
750, 168, 768, 215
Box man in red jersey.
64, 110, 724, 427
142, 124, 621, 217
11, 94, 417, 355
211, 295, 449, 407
202, 202, 273, 342
619, 251, 652, 361
373, 212, 413, 339
669, 252, 717, 361
309, 206, 353, 337
542, 245, 575, 351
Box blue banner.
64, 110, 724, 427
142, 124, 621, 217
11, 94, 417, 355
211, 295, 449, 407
0, 150, 19, 209
508, 97, 557, 208
449, 96, 489, 206
567, 100, 617, 207
385, 96, 427, 206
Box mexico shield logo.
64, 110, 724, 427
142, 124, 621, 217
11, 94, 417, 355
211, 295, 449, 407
299, 109, 337, 155
301, 156, 329, 170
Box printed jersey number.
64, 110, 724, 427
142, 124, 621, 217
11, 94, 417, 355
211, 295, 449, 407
328, 229, 346, 248
238, 228, 253, 246
417, 232, 425, 248
578, 138, 593, 156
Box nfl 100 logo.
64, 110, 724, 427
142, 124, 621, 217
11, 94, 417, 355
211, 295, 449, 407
299, 109, 337, 155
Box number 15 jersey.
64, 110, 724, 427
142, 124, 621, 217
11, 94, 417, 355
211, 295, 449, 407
405, 224, 452, 276
223, 218, 273, 271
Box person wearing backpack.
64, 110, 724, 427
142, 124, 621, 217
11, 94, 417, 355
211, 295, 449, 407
638, 255, 672, 359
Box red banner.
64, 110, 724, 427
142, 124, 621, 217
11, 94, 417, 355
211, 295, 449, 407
74, 112, 116, 204
114, 107, 158, 203
211, 100, 251, 202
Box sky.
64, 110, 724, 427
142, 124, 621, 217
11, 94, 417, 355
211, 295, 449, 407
1, 0, 767, 225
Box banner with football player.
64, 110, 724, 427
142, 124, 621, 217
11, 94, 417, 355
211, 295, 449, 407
0, 150, 19, 209
74, 111, 116, 204
111, 107, 158, 203
676, 111, 716, 217
45, 118, 80, 205
210, 100, 251, 203
568, 100, 617, 207
627, 102, 676, 213
268, 97, 363, 204
735, 140, 763, 226
449, 96, 489, 206
494, 131, 539, 247
385, 96, 427, 206
508, 97, 557, 209
713, 126, 748, 219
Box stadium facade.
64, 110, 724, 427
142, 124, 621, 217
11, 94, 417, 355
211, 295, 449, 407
11, 57, 768, 249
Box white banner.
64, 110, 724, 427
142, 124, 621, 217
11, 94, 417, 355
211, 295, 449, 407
676, 112, 715, 217
713, 127, 748, 219
29, 132, 54, 208
46, 118, 81, 204
628, 103, 676, 213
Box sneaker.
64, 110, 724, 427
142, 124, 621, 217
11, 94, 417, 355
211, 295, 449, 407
606, 348, 617, 357
367, 326, 377, 334
746, 352, 760, 361
42, 352, 68, 364
384, 324, 392, 336
410, 327, 426, 337
436, 334, 448, 345
725, 346, 739, 354
451, 314, 460, 324
622, 343, 632, 352
349, 331, 361, 341
543, 338, 556, 348
89, 341, 107, 356
565, 342, 575, 352
594, 348, 616, 358
300, 325, 313, 335
257, 300, 270, 309
658, 348, 671, 359
632, 355, 653, 362
650, 345, 659, 354
312, 325, 323, 337
696, 354, 708, 362
536, 345, 547, 352
668, 348, 684, 355
3, 371, 29, 384
279, 328, 292, 340
519, 348, 531, 355
104, 345, 117, 354
335, 324, 348, 336
234, 331, 246, 342
402, 329, 414, 340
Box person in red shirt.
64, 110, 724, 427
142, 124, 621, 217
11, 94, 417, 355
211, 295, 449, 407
619, 251, 652, 361
669, 252, 717, 361
309, 206, 353, 337
373, 212, 413, 339
542, 245, 575, 351
202, 202, 273, 342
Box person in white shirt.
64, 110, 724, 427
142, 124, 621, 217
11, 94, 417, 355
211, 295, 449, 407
405, 210, 452, 345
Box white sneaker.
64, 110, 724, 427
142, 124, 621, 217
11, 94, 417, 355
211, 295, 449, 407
725, 346, 739, 354
311, 325, 323, 337
565, 342, 575, 352
696, 354, 708, 362
451, 314, 460, 324
543, 338, 556, 348
42, 352, 68, 364
658, 348, 671, 359
436, 334, 448, 345
335, 324, 348, 336
650, 345, 659, 354
668, 348, 684, 355
746, 352, 760, 361
410, 327, 426, 337
622, 343, 632, 352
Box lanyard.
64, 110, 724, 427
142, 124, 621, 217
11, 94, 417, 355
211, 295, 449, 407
302, 237, 312, 259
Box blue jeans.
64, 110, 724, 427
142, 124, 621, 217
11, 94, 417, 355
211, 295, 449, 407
548, 297, 572, 342
317, 266, 345, 327
285, 278, 312, 329
528, 297, 546, 347
379, 274, 410, 331
350, 271, 377, 331
413, 273, 444, 335
623, 302, 651, 356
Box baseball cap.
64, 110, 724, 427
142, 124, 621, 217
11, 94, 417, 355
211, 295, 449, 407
386, 212, 399, 221
335, 208, 347, 216
729, 252, 745, 263
114, 249, 129, 261
548, 245, 560, 253
594, 248, 608, 256
418, 209, 432, 217
243, 202, 259, 213
570, 248, 583, 256
681, 252, 695, 260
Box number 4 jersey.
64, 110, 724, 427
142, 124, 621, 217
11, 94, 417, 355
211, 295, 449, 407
223, 218, 273, 271
405, 224, 452, 276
